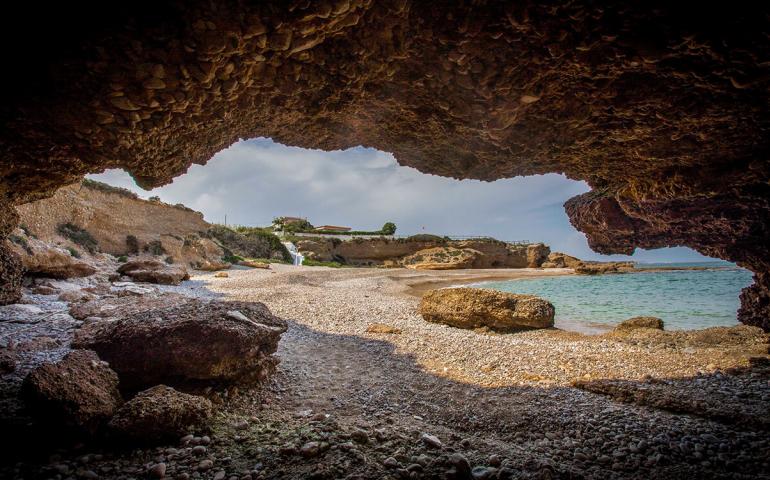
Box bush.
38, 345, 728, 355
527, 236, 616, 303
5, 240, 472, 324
209, 225, 292, 263
57, 223, 98, 253
144, 240, 166, 256
66, 246, 81, 258
126, 235, 139, 254
9, 234, 33, 254
117, 255, 128, 263
164, 256, 174, 264
222, 253, 244, 264
381, 222, 397, 235
406, 234, 446, 243
148, 196, 161, 202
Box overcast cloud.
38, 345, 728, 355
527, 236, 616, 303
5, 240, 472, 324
88, 138, 710, 262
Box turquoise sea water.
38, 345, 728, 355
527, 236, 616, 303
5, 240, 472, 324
476, 262, 754, 333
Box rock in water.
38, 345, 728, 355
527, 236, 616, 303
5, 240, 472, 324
419, 288, 555, 331
117, 259, 189, 285
109, 385, 212, 442
615, 317, 665, 331
73, 298, 288, 390
21, 350, 122, 434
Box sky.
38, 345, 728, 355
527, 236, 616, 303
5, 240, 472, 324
88, 137, 711, 263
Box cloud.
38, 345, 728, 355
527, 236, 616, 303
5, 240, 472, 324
88, 137, 711, 263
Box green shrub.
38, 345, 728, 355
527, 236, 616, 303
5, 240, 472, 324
303, 259, 344, 268
222, 253, 244, 264
57, 223, 98, 253
117, 255, 128, 263
9, 234, 33, 254
126, 235, 139, 254
381, 222, 397, 235
66, 246, 81, 258
144, 240, 166, 256
209, 225, 292, 263
148, 195, 161, 202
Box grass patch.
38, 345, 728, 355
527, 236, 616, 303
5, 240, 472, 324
117, 255, 127, 263
66, 246, 81, 258
57, 222, 98, 253
303, 259, 344, 268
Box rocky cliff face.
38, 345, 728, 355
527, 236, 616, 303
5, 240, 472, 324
296, 237, 551, 269
17, 182, 211, 256
0, 1, 768, 329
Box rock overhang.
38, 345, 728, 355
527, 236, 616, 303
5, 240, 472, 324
0, 0, 768, 329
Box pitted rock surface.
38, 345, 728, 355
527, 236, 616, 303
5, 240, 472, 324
0, 1, 768, 328
72, 298, 288, 391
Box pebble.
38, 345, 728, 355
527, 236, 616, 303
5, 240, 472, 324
148, 463, 167, 478
383, 457, 400, 469
192, 446, 207, 456
420, 433, 443, 449
300, 441, 320, 458
198, 459, 213, 471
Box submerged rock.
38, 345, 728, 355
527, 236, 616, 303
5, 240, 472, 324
117, 258, 189, 285
21, 350, 122, 434
109, 385, 213, 442
419, 288, 555, 331
615, 317, 665, 331
73, 298, 287, 390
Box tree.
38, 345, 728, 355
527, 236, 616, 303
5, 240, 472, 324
381, 222, 397, 235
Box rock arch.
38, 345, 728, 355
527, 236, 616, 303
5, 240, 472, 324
1, 1, 768, 329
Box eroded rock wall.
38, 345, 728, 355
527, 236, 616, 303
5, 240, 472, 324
0, 1, 768, 327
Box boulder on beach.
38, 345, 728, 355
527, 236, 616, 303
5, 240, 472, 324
366, 323, 402, 334
8, 232, 96, 279
21, 350, 122, 434
117, 258, 190, 285
419, 288, 555, 331
108, 385, 213, 442
73, 298, 288, 390
541, 251, 583, 269
615, 316, 665, 331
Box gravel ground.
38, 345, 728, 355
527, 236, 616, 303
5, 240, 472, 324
2, 265, 769, 479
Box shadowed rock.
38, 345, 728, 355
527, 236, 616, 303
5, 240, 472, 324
72, 298, 287, 391
21, 350, 122, 434
420, 288, 555, 331
108, 385, 213, 443
8, 231, 96, 279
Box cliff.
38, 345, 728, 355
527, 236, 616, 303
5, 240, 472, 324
17, 181, 211, 256
296, 236, 551, 269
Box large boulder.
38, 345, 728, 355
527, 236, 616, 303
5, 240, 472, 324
108, 385, 213, 442
542, 252, 583, 269
8, 231, 96, 278
419, 288, 555, 331
402, 247, 481, 270
21, 350, 122, 434
615, 316, 665, 331
117, 258, 189, 285
73, 298, 288, 390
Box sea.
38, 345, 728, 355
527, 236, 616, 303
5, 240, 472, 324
475, 262, 754, 334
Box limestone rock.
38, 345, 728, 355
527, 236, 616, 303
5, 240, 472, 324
117, 259, 189, 285
108, 385, 213, 442
542, 252, 583, 269
238, 260, 270, 269
21, 350, 122, 434
366, 323, 402, 334
8, 232, 96, 279
402, 247, 480, 270
615, 317, 665, 331
196, 259, 230, 271
72, 298, 288, 390
574, 262, 635, 275
419, 288, 555, 331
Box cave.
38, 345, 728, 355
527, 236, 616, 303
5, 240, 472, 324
1, 0, 768, 334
